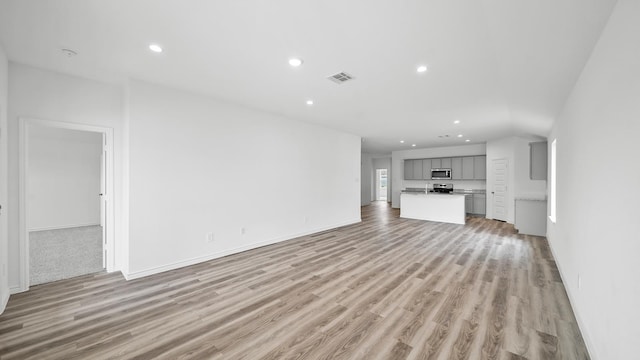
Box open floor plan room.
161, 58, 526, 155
0, 203, 588, 360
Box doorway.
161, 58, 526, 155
19, 118, 114, 290
491, 158, 508, 221
375, 169, 388, 201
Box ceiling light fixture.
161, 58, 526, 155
412, 144, 417, 147
457, 134, 463, 138
454, 120, 460, 124
289, 58, 303, 67
400, 140, 405, 143
306, 100, 314, 105
417, 65, 428, 73
149, 44, 163, 53
465, 139, 471, 142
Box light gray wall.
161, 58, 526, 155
547, 1, 640, 358
125, 80, 361, 278
27, 126, 102, 230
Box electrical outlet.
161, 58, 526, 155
578, 274, 582, 289
304, 216, 308, 224
241, 227, 246, 235
206, 232, 214, 243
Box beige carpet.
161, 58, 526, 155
29, 225, 104, 285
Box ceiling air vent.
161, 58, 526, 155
327, 72, 355, 84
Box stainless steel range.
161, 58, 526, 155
432, 183, 453, 193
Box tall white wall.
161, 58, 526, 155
7, 63, 124, 291
547, 1, 640, 359
125, 80, 361, 277
486, 136, 546, 223
0, 42, 10, 313
27, 126, 102, 230
391, 144, 486, 208
361, 153, 374, 206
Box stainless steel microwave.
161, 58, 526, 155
431, 168, 452, 180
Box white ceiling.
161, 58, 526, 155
0, 0, 617, 153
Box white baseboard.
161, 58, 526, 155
0, 289, 8, 315
546, 236, 597, 360
28, 223, 101, 232
123, 218, 362, 281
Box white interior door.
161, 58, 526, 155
491, 159, 508, 221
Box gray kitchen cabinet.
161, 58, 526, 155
404, 160, 413, 180
422, 159, 432, 179
441, 158, 452, 168
462, 157, 475, 180
431, 158, 441, 169
473, 194, 486, 215
451, 157, 462, 180
474, 156, 486, 180
412, 159, 423, 180
530, 142, 548, 180
465, 194, 473, 214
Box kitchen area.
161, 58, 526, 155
400, 155, 487, 224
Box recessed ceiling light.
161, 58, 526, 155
306, 100, 314, 105
400, 140, 405, 143
149, 44, 163, 53
417, 65, 428, 73
412, 144, 417, 147
465, 139, 471, 142
454, 120, 460, 124
457, 134, 463, 138
289, 58, 303, 67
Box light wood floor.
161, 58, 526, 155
0, 202, 589, 359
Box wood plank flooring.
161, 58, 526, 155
0, 202, 590, 359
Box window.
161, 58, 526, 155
549, 139, 557, 223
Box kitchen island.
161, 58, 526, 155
400, 192, 466, 224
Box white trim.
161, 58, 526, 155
28, 223, 101, 232
123, 218, 362, 281
0, 290, 8, 314
19, 117, 116, 292
9, 285, 21, 294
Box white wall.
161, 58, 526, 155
27, 126, 102, 230
486, 136, 546, 223
361, 153, 374, 206
391, 144, 486, 208
7, 63, 124, 291
546, 1, 640, 359
125, 80, 361, 277
0, 43, 10, 313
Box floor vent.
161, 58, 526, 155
327, 72, 355, 84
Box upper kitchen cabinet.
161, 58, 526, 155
462, 157, 475, 180
422, 159, 432, 179
441, 158, 452, 169
404, 159, 424, 180
431, 158, 441, 169
413, 160, 423, 180
451, 157, 463, 180
530, 142, 548, 180
474, 156, 486, 180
